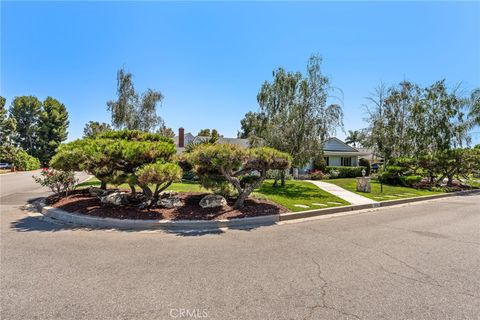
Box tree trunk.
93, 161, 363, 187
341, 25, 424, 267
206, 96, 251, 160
140, 184, 153, 199
100, 180, 107, 190
233, 175, 266, 209
129, 184, 136, 196
234, 191, 250, 209
447, 176, 453, 186
280, 170, 286, 187
153, 181, 172, 200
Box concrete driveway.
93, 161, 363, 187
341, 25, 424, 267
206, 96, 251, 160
1, 172, 479, 319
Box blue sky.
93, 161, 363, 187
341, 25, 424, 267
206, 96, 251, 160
2, 1, 479, 144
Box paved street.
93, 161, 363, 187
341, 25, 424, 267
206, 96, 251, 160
1, 172, 479, 320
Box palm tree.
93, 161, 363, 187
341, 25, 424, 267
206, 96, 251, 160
345, 130, 360, 147
468, 88, 480, 129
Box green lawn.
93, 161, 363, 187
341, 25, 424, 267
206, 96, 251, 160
78, 177, 349, 212
326, 178, 444, 201
253, 180, 349, 211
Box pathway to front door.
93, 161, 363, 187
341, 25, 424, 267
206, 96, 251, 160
308, 180, 378, 205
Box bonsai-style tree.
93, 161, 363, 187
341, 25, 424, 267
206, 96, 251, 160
50, 130, 181, 203
188, 144, 291, 208
136, 162, 182, 200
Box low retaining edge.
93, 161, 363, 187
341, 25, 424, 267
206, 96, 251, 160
36, 189, 480, 231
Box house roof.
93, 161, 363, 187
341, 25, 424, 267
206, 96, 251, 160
173, 133, 249, 150
323, 137, 360, 152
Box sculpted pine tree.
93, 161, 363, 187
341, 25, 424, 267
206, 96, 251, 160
51, 130, 181, 203
188, 144, 291, 209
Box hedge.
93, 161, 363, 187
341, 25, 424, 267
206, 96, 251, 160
325, 166, 367, 178
14, 149, 41, 171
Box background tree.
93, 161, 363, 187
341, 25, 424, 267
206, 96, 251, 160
36, 97, 69, 163
106, 68, 164, 132
83, 121, 112, 138
197, 128, 221, 139
242, 54, 343, 185
157, 125, 175, 138
0, 96, 16, 146
345, 130, 361, 147
363, 80, 470, 164
237, 111, 267, 146
9, 96, 41, 155
197, 129, 211, 136
467, 88, 480, 129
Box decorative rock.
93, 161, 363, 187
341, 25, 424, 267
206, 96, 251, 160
89, 187, 107, 197
158, 196, 183, 209
159, 190, 178, 199
199, 194, 227, 208
312, 203, 327, 206
327, 202, 343, 205
138, 200, 153, 209
100, 192, 129, 206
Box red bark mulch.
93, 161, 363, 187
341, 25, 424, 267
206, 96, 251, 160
46, 189, 288, 221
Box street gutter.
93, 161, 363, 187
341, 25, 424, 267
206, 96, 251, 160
34, 189, 480, 232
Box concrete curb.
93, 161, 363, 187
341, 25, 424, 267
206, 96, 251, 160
35, 189, 480, 231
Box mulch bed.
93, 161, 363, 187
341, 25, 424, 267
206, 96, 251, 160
45, 189, 288, 221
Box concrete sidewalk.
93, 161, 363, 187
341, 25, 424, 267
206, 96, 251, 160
308, 180, 378, 205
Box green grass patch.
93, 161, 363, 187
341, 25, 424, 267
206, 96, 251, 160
326, 178, 444, 201
77, 177, 348, 212
253, 180, 349, 211
77, 177, 207, 193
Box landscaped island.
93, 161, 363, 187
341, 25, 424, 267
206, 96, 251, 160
36, 130, 349, 221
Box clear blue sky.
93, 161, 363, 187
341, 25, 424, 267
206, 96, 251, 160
2, 1, 479, 144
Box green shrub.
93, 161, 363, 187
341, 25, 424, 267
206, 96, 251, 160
358, 158, 371, 176
313, 156, 327, 172
33, 169, 78, 196
310, 170, 326, 180
325, 166, 366, 178
399, 175, 422, 187
15, 150, 41, 171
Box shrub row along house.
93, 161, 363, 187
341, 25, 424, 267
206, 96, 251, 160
173, 128, 368, 174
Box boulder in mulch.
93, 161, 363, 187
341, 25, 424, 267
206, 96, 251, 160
89, 187, 107, 197
100, 191, 129, 206
159, 190, 178, 199
199, 194, 227, 208
158, 196, 183, 209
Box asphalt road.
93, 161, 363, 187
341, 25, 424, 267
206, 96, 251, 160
1, 172, 479, 320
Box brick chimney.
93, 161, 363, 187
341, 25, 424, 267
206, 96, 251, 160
178, 127, 185, 148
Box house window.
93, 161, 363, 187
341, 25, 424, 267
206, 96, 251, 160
341, 157, 352, 166
324, 157, 329, 166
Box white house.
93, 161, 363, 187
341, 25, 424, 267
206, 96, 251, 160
299, 137, 369, 173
